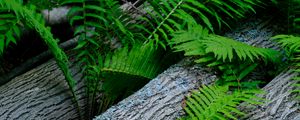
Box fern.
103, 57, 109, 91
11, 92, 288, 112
62, 0, 142, 117
84, 42, 173, 114
170, 24, 279, 63
181, 85, 262, 120
0, 0, 82, 119
102, 44, 162, 79
170, 24, 280, 88
0, 11, 21, 55
136, 0, 262, 47
63, 0, 138, 87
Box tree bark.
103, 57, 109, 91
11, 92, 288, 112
241, 70, 300, 120
0, 58, 86, 120
42, 6, 70, 25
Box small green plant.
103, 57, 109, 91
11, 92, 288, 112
0, 6, 21, 55
181, 85, 262, 120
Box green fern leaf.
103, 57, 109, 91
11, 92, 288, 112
182, 85, 262, 120
171, 24, 279, 63
101, 43, 165, 98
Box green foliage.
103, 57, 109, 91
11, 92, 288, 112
272, 35, 300, 98
0, 11, 21, 55
62, 0, 143, 117
62, 0, 138, 91
170, 24, 280, 88
181, 85, 262, 120
137, 0, 262, 47
170, 24, 278, 63
25, 0, 63, 10
0, 0, 82, 118
101, 43, 165, 98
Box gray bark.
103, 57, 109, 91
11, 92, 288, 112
0, 58, 86, 120
241, 70, 300, 120
42, 6, 70, 25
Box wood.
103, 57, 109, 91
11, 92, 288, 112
42, 6, 70, 25
0, 58, 86, 120
241, 70, 300, 120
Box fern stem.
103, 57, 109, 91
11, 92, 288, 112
22, 8, 84, 120
145, 0, 184, 44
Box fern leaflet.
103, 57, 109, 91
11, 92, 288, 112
182, 85, 262, 120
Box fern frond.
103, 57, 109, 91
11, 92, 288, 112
272, 35, 300, 53
182, 85, 262, 120
101, 43, 165, 98
0, 11, 21, 55
171, 24, 280, 88
63, 0, 141, 116
138, 0, 262, 47
63, 0, 139, 87
171, 24, 279, 63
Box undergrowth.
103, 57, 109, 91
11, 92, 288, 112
0, 0, 298, 120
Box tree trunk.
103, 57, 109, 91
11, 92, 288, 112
42, 6, 70, 25
0, 58, 86, 120
241, 70, 300, 120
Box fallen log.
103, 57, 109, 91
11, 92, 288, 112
0, 58, 86, 120
241, 70, 300, 120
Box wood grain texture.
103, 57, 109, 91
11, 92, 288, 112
241, 70, 300, 120
0, 58, 86, 120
